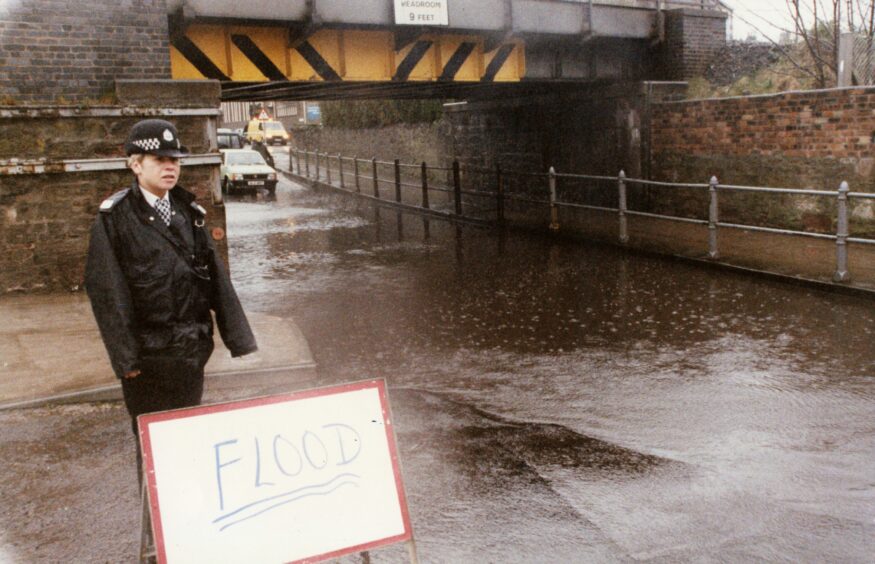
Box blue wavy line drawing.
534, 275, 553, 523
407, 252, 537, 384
213, 473, 361, 531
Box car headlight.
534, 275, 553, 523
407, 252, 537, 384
267, 172, 277, 180
231, 173, 244, 180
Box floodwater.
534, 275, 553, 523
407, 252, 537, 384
223, 153, 875, 562
0, 151, 872, 563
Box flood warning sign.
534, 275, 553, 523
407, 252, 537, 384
138, 380, 413, 563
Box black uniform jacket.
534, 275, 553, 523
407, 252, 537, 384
85, 181, 257, 379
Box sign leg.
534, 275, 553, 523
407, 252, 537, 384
407, 539, 420, 564
139, 479, 156, 563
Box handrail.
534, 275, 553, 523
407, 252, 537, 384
288, 147, 875, 284
592, 0, 730, 13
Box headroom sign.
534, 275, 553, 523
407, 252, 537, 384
393, 0, 449, 26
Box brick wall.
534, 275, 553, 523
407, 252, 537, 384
0, 0, 171, 103
652, 87, 875, 186
658, 9, 728, 80
651, 86, 875, 235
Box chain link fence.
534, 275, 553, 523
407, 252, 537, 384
852, 34, 875, 85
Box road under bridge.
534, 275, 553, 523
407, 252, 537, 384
0, 0, 728, 293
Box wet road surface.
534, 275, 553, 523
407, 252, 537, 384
225, 152, 875, 561
1, 151, 873, 562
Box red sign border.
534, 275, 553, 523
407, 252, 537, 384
138, 379, 414, 564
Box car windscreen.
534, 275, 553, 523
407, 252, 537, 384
217, 134, 242, 149
264, 122, 284, 131
226, 151, 267, 166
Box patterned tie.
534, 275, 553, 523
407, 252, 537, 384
154, 198, 171, 226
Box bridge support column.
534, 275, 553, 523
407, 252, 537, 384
0, 79, 223, 292
656, 9, 728, 81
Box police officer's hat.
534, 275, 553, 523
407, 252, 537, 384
124, 119, 189, 158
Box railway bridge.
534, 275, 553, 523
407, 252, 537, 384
1, 0, 729, 103
0, 0, 729, 292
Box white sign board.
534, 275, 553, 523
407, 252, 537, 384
139, 380, 413, 564
393, 0, 449, 26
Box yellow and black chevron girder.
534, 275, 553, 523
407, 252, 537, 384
170, 25, 525, 83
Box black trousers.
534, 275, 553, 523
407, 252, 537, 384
121, 341, 213, 479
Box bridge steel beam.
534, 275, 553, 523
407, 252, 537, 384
170, 25, 527, 84
167, 1, 726, 98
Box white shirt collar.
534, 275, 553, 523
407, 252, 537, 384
139, 185, 169, 208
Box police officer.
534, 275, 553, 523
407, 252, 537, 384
85, 119, 258, 456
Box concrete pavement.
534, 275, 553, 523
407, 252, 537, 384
0, 292, 317, 410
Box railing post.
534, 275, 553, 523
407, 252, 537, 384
325, 153, 332, 184
618, 169, 628, 244
394, 158, 402, 203
421, 161, 430, 209
834, 180, 851, 282
354, 156, 360, 193
338, 154, 345, 188
315, 151, 321, 181
288, 146, 293, 173
496, 163, 504, 224
549, 166, 559, 231
372, 157, 380, 198
708, 175, 719, 259
452, 159, 462, 216
304, 149, 310, 178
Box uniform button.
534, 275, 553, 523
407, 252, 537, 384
149, 216, 154, 221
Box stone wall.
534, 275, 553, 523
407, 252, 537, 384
0, 0, 171, 104
292, 82, 687, 201
0, 80, 224, 293
704, 40, 783, 86
292, 123, 449, 169
441, 83, 687, 203
650, 86, 875, 235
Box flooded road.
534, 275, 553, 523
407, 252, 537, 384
0, 153, 872, 563
222, 154, 875, 561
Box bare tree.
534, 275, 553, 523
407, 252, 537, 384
783, 0, 875, 86
734, 0, 875, 87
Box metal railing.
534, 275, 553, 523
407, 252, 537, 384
289, 147, 875, 283
591, 0, 730, 12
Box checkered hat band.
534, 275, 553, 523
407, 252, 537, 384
133, 138, 161, 151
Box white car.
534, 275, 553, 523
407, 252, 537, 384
220, 149, 278, 194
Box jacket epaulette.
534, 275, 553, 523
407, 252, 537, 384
99, 188, 131, 213
190, 202, 207, 217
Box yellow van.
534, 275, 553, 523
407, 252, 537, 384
245, 119, 290, 146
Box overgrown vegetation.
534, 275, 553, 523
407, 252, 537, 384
688, 43, 820, 99
690, 0, 875, 99
321, 99, 444, 128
